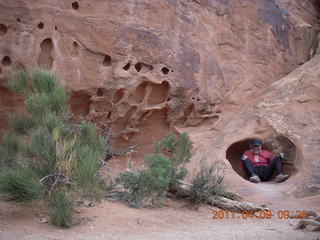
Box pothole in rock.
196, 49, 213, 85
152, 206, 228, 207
37, 38, 54, 69
147, 81, 169, 106
123, 62, 131, 71
226, 136, 296, 182
113, 88, 125, 104
134, 62, 153, 74
1, 56, 12, 66
72, 1, 79, 10
0, 24, 8, 36
102, 55, 112, 66
129, 81, 147, 104
38, 22, 44, 29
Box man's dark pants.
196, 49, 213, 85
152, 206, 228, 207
243, 156, 283, 181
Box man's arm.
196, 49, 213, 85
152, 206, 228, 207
265, 150, 273, 164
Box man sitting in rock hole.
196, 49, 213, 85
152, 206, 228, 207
242, 139, 289, 183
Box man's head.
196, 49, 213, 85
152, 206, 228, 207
250, 139, 262, 154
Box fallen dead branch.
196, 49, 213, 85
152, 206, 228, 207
177, 180, 269, 213
294, 211, 320, 231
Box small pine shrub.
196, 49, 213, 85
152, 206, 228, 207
7, 70, 30, 93
0, 69, 107, 227
40, 112, 62, 133
9, 69, 69, 117
154, 132, 193, 191
154, 132, 192, 166
116, 132, 193, 208
116, 154, 172, 208
74, 148, 100, 189
9, 115, 37, 134
1, 134, 20, 155
50, 190, 73, 228
73, 121, 106, 193
0, 165, 43, 202
0, 134, 21, 167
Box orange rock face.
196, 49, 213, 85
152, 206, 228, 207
0, 0, 319, 196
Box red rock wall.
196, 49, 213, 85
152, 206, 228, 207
0, 0, 319, 157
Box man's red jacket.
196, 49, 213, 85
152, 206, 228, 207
242, 150, 273, 167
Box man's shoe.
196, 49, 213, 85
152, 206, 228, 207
249, 174, 261, 183
275, 173, 289, 183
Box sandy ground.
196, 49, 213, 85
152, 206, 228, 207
1, 162, 319, 240
0, 194, 319, 240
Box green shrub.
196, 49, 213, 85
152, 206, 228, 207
50, 190, 73, 228
116, 132, 193, 208
32, 69, 58, 94
74, 148, 100, 188
0, 165, 43, 202
9, 68, 69, 117
116, 154, 172, 208
154, 132, 192, 191
0, 134, 21, 167
25, 89, 69, 116
0, 69, 108, 227
1, 134, 20, 155
9, 115, 37, 134
154, 132, 192, 166
73, 121, 106, 196
8, 70, 30, 93
40, 112, 62, 133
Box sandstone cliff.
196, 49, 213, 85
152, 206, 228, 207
0, 0, 319, 198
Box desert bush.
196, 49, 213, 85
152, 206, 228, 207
0, 69, 107, 227
154, 132, 192, 191
116, 132, 193, 208
185, 160, 237, 205
154, 132, 192, 166
9, 115, 37, 134
0, 164, 43, 202
9, 69, 69, 117
49, 190, 73, 228
1, 134, 20, 155
116, 154, 172, 208
0, 133, 21, 168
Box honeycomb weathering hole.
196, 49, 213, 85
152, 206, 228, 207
147, 81, 170, 105
135, 62, 154, 74
103, 55, 112, 66
71, 41, 79, 57
38, 22, 44, 29
0, 24, 8, 36
161, 67, 169, 75
1, 56, 12, 66
72, 1, 79, 10
113, 89, 125, 104
123, 62, 131, 71
97, 88, 104, 97
130, 81, 147, 104
226, 137, 296, 181
38, 38, 54, 69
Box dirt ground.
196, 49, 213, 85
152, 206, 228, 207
0, 191, 319, 240
1, 160, 319, 240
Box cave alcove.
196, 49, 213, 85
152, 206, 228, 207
226, 136, 296, 181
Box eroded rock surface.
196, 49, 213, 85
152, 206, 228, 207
195, 54, 320, 200
0, 0, 319, 197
